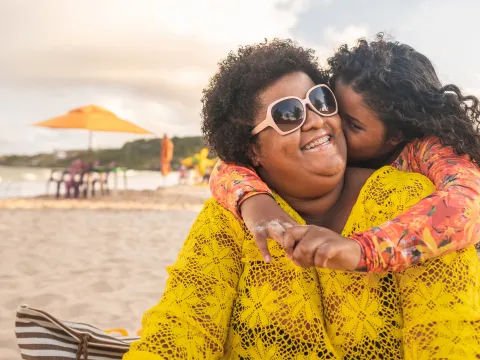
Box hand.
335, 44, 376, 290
240, 194, 299, 263
283, 225, 362, 271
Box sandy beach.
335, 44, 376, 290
0, 185, 210, 358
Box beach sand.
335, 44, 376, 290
0, 186, 210, 358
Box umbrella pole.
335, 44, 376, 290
87, 130, 95, 164
88, 130, 93, 153
86, 130, 93, 197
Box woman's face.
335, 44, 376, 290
334, 81, 400, 165
252, 72, 347, 200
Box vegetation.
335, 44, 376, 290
0, 136, 210, 170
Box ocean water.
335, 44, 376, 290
0, 165, 181, 199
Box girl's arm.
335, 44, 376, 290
210, 161, 298, 263
209, 161, 273, 218
351, 136, 480, 272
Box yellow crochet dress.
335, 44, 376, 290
124, 166, 480, 359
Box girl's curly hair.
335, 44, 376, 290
201, 39, 328, 166
328, 33, 480, 164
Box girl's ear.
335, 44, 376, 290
249, 142, 262, 167
388, 134, 404, 146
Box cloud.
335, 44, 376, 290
0, 83, 204, 155
298, 24, 370, 67
0, 0, 310, 96
465, 88, 480, 97
323, 24, 370, 49
0, 0, 311, 154
393, 0, 480, 88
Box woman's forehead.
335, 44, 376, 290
259, 72, 315, 105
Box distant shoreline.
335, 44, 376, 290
0, 135, 210, 171
0, 165, 182, 199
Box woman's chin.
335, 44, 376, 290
301, 138, 347, 172
309, 155, 346, 177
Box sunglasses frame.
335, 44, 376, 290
251, 84, 338, 136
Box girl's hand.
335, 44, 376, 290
240, 194, 299, 263
283, 225, 362, 270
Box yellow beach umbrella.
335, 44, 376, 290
33, 105, 152, 150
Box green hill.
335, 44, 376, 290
0, 136, 211, 170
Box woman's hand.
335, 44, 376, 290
240, 194, 299, 263
283, 225, 362, 271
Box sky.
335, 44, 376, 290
0, 0, 479, 155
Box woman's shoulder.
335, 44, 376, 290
361, 166, 435, 206
199, 197, 304, 238
271, 194, 307, 225
344, 166, 436, 235
369, 166, 434, 188
197, 198, 246, 234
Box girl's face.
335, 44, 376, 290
334, 80, 402, 166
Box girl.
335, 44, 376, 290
209, 33, 480, 272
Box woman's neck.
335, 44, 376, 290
281, 176, 346, 224
278, 167, 374, 232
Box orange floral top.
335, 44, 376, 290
209, 136, 480, 272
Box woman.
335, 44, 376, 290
124, 40, 480, 360
209, 34, 480, 273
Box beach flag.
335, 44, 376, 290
160, 134, 174, 177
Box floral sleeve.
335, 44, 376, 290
351, 136, 480, 272
209, 161, 273, 218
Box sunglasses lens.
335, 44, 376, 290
271, 98, 304, 133
309, 86, 337, 115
